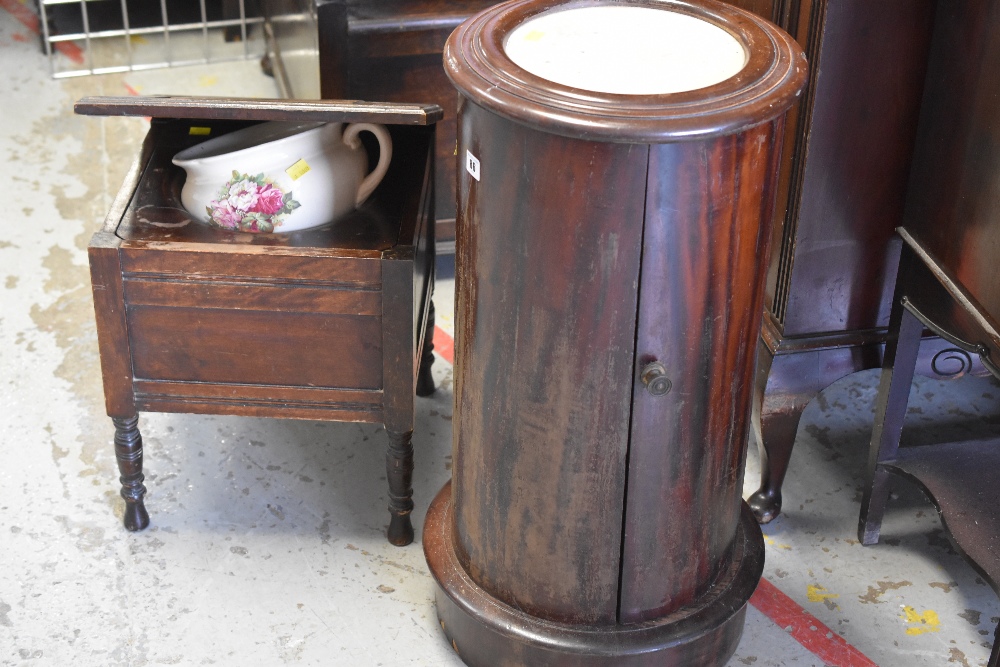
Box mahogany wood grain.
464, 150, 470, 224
132, 380, 383, 419
778, 0, 935, 336
119, 247, 383, 281
445, 0, 806, 143
451, 100, 647, 625
128, 307, 383, 387
123, 278, 381, 314
425, 483, 765, 667
621, 119, 783, 622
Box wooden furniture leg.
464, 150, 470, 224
749, 324, 989, 525
748, 409, 809, 524
112, 414, 149, 532
748, 335, 881, 524
385, 429, 415, 546
416, 301, 436, 397
858, 294, 923, 545
748, 341, 805, 524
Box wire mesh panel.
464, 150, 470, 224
38, 0, 266, 77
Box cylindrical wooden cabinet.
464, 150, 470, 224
424, 1, 807, 664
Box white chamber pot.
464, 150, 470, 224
171, 121, 392, 233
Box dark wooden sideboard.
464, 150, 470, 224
721, 0, 982, 523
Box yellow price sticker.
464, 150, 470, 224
189, 126, 212, 136
286, 159, 311, 180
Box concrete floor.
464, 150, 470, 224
2, 4, 1000, 665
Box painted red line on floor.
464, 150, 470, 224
123, 82, 141, 97
431, 325, 875, 665
1, 0, 85, 64
432, 325, 453, 364
750, 578, 878, 666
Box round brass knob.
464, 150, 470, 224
640, 361, 672, 396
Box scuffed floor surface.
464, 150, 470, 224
1, 5, 999, 665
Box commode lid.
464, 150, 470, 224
504, 6, 747, 96
444, 0, 808, 143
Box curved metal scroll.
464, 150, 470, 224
901, 296, 1000, 380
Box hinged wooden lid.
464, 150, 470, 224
74, 95, 444, 126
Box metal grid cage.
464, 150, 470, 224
38, 0, 267, 78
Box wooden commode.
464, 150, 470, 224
78, 96, 439, 546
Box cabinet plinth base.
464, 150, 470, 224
423, 483, 765, 667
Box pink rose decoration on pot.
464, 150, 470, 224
252, 184, 285, 216
206, 171, 301, 233
211, 202, 244, 230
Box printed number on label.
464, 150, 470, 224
466, 150, 481, 181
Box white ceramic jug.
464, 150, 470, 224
171, 121, 392, 233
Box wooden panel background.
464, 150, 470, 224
903, 0, 1000, 322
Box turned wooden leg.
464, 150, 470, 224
112, 415, 149, 532
416, 301, 437, 397
858, 301, 922, 545
385, 428, 415, 546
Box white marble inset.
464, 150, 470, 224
504, 6, 747, 95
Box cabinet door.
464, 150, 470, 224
619, 123, 782, 623
450, 102, 647, 626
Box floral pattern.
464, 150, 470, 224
207, 171, 301, 233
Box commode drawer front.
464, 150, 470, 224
126, 304, 382, 389
120, 248, 384, 391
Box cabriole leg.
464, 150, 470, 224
748, 404, 809, 524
